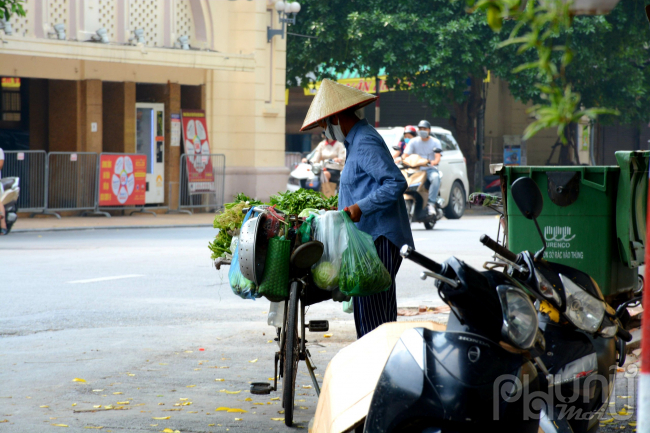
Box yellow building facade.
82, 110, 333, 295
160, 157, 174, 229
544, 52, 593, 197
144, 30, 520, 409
0, 0, 288, 205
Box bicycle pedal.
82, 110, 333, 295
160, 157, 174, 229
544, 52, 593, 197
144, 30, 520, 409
308, 320, 329, 332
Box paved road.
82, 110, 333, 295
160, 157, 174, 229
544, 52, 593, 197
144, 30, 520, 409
9, 214, 634, 433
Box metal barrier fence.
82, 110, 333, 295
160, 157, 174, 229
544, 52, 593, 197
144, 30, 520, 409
1, 150, 51, 214
178, 153, 226, 213
285, 152, 303, 170
46, 152, 99, 216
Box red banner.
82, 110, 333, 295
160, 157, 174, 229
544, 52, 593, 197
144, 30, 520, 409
99, 154, 147, 206
181, 109, 215, 193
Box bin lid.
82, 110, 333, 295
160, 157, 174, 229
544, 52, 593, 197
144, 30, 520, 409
615, 151, 649, 268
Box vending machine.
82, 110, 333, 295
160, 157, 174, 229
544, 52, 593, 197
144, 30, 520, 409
135, 103, 165, 204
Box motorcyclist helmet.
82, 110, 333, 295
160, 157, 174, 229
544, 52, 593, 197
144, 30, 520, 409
404, 125, 417, 137
417, 120, 431, 129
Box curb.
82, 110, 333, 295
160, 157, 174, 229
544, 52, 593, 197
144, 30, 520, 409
12, 224, 213, 233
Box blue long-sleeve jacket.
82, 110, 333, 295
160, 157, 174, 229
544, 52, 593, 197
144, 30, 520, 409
338, 119, 414, 250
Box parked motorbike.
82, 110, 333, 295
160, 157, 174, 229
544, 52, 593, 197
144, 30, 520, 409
396, 152, 444, 230
475, 178, 634, 432
1, 177, 19, 234
287, 159, 341, 197
364, 243, 549, 431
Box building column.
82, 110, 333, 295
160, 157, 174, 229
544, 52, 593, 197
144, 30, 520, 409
102, 82, 136, 154
49, 80, 82, 152
165, 82, 181, 210
81, 79, 103, 153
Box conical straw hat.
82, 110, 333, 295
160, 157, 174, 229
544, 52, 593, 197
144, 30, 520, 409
300, 79, 378, 131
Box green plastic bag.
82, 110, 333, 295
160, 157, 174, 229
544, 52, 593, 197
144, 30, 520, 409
338, 211, 392, 297
297, 214, 316, 243
258, 237, 291, 302
342, 299, 354, 314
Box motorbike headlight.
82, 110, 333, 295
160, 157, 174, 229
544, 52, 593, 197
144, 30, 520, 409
534, 269, 563, 307
497, 285, 539, 350
559, 274, 605, 333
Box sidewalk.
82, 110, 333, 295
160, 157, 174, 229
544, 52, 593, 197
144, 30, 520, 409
11, 212, 215, 232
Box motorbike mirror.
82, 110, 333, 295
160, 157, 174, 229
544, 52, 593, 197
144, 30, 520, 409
511, 177, 547, 260
511, 177, 543, 220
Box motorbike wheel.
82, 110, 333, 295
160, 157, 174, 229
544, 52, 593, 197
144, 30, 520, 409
282, 282, 300, 427
424, 220, 435, 230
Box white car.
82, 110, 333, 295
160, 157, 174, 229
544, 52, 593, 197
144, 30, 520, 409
376, 126, 469, 219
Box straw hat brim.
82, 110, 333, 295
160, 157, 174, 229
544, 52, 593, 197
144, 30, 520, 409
300, 79, 378, 131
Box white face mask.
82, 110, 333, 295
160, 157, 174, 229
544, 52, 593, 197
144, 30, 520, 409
323, 125, 334, 141
327, 117, 346, 142
418, 130, 429, 139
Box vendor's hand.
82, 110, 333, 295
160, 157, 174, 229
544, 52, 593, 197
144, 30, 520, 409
301, 158, 308, 163
333, 158, 342, 164
345, 204, 362, 222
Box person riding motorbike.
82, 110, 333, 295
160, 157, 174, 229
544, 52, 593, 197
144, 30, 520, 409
402, 120, 442, 215
302, 134, 346, 183
392, 125, 417, 162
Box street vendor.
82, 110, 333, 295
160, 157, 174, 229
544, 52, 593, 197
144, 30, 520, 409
300, 79, 414, 338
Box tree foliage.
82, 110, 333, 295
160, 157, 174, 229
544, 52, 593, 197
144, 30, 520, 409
286, 0, 650, 183
0, 0, 25, 21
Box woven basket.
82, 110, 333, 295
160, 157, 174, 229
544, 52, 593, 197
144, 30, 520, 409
258, 237, 291, 302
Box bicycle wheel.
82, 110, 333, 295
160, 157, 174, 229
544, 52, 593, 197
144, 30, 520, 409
282, 281, 300, 427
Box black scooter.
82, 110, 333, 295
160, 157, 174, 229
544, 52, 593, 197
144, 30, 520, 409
364, 245, 550, 432
477, 177, 633, 433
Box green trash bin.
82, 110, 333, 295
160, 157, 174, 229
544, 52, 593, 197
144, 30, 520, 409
503, 165, 638, 299
615, 151, 649, 269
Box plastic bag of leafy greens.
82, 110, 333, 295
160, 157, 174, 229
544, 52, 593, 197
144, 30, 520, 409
338, 211, 392, 297
228, 209, 259, 300
311, 211, 347, 291
298, 208, 319, 218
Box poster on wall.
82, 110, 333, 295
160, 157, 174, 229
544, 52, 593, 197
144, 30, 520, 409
181, 109, 215, 193
99, 154, 147, 206
171, 113, 181, 147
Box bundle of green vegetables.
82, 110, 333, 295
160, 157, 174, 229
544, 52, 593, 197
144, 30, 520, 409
269, 189, 338, 216
208, 193, 262, 260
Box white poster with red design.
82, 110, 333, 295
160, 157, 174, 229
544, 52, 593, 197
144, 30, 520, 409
181, 109, 215, 193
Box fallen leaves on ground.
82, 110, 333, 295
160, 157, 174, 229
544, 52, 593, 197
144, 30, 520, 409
186, 385, 196, 388
92, 390, 103, 392
278, 410, 285, 414
271, 418, 284, 421
40, 405, 49, 408
617, 396, 632, 399
299, 406, 308, 410
219, 390, 241, 394
234, 418, 243, 421
83, 427, 103, 430
249, 359, 258, 363
71, 403, 77, 407
215, 407, 229, 412
208, 424, 215, 427
112, 392, 122, 395
600, 419, 614, 425
51, 424, 69, 427
302, 385, 312, 389
618, 408, 630, 416
323, 334, 332, 338
244, 398, 253, 402
93, 405, 101, 409
227, 409, 247, 413
116, 401, 129, 405
270, 397, 280, 401
152, 416, 171, 420
0, 420, 8, 423
73, 378, 86, 383
253, 403, 265, 406
214, 379, 225, 382
267, 340, 274, 343
127, 374, 135, 377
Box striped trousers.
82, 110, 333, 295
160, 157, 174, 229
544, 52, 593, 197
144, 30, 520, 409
353, 236, 402, 339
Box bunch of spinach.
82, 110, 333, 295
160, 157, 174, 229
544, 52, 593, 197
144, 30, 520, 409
269, 189, 338, 215
209, 193, 261, 260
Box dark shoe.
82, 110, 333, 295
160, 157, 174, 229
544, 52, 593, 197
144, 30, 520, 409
0, 228, 7, 236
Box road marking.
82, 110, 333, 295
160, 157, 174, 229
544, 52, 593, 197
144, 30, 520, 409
67, 275, 145, 284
